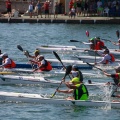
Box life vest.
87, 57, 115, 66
114, 73, 120, 85
73, 83, 89, 100
95, 41, 104, 50
105, 54, 115, 64
38, 60, 52, 71
3, 58, 16, 68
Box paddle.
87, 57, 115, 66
86, 30, 89, 38
17, 45, 34, 69
53, 51, 72, 79
17, 45, 30, 58
50, 65, 72, 98
116, 30, 120, 49
116, 30, 119, 39
69, 40, 92, 45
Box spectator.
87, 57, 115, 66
35, 0, 43, 18
76, 0, 82, 16
49, 0, 52, 18
69, 0, 74, 11
54, 1, 59, 18
69, 5, 76, 18
6, 0, 12, 18
28, 2, 33, 18
43, 0, 49, 18
83, 0, 89, 16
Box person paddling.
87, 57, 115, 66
25, 49, 40, 62
56, 80, 89, 100
0, 53, 16, 69
31, 55, 52, 72
89, 37, 105, 50
95, 49, 115, 64
103, 66, 120, 86
62, 65, 83, 83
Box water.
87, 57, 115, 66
0, 23, 120, 120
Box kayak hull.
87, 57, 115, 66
0, 91, 119, 108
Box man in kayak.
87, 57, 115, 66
89, 37, 105, 50
112, 39, 120, 51
62, 65, 83, 83
32, 55, 52, 72
95, 49, 115, 64
25, 49, 40, 61
103, 66, 120, 86
56, 80, 89, 100
0, 53, 16, 69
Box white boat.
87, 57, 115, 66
1, 68, 97, 78
72, 55, 120, 63
0, 91, 119, 108
36, 46, 85, 53
0, 75, 107, 88
87, 49, 120, 58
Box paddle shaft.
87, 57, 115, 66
17, 45, 35, 69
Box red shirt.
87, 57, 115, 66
6, 1, 11, 9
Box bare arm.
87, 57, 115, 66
103, 71, 111, 77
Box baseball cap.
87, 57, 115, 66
0, 53, 8, 57
72, 65, 78, 69
34, 49, 40, 54
70, 77, 80, 83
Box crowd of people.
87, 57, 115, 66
1, 0, 120, 18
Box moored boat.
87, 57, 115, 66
0, 91, 119, 108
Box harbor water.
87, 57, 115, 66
0, 23, 120, 120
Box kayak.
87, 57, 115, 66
36, 46, 85, 53
15, 58, 93, 69
1, 68, 97, 78
72, 55, 120, 63
0, 91, 119, 108
0, 75, 107, 88
87, 49, 120, 58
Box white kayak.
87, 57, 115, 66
72, 55, 120, 63
0, 91, 119, 108
1, 68, 96, 78
36, 46, 85, 53
0, 75, 107, 88
87, 49, 120, 58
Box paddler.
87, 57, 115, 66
89, 37, 105, 50
31, 55, 52, 72
0, 53, 16, 69
112, 39, 120, 51
56, 80, 89, 100
103, 66, 120, 86
95, 49, 115, 64
62, 65, 83, 83
25, 49, 40, 62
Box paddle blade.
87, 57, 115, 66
70, 40, 79, 42
64, 65, 72, 78
53, 51, 61, 62
116, 30, 119, 39
17, 45, 23, 52
24, 50, 30, 57
86, 31, 89, 37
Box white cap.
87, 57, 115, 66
0, 53, 8, 57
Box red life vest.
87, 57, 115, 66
95, 41, 104, 50
3, 58, 16, 68
106, 54, 115, 64
37, 60, 52, 71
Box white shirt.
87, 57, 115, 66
0, 58, 11, 67
97, 54, 112, 64
71, 71, 78, 77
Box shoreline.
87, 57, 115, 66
0, 15, 120, 24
